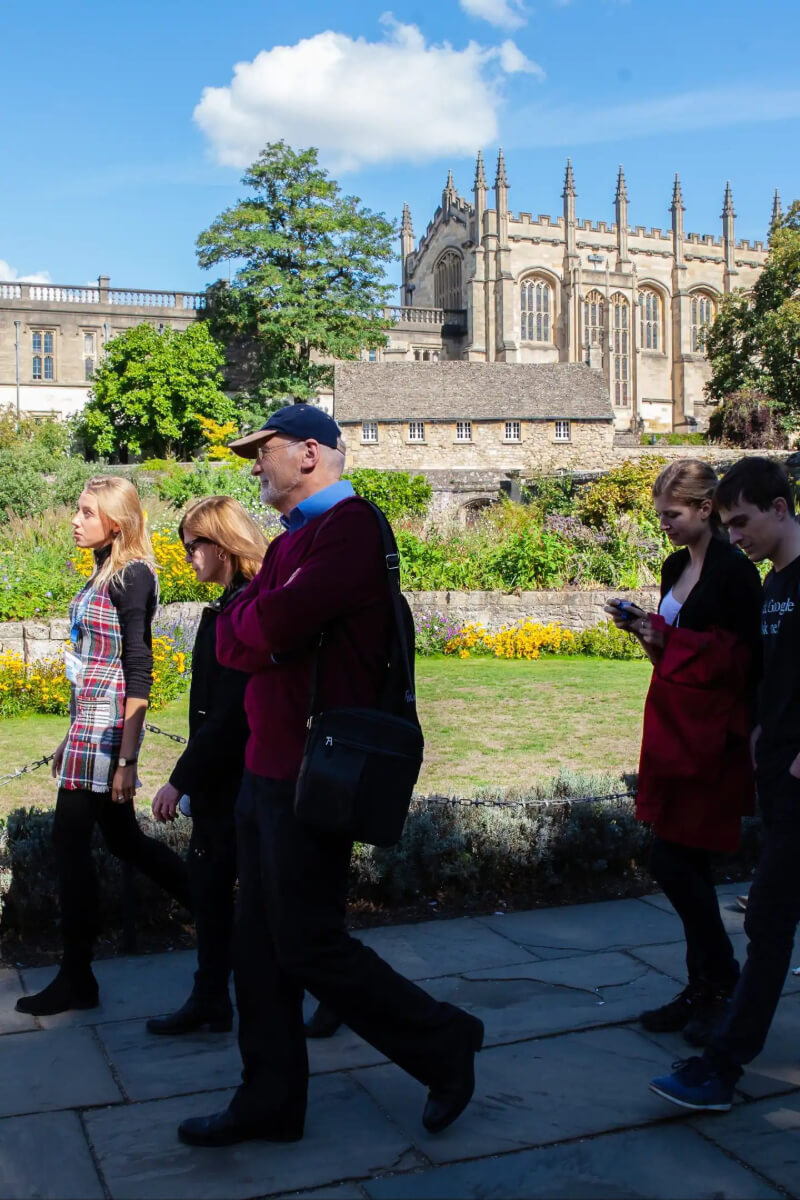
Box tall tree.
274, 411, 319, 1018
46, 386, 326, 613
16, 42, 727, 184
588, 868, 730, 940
197, 142, 396, 402
80, 323, 235, 461
706, 201, 800, 432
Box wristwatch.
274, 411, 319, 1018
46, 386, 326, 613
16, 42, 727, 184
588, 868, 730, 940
118, 756, 137, 767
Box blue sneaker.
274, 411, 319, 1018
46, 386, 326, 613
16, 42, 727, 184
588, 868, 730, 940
649, 1057, 734, 1111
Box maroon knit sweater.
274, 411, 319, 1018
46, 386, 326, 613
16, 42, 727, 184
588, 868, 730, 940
216, 496, 390, 781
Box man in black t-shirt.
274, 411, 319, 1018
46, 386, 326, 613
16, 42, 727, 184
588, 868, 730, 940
650, 456, 800, 1112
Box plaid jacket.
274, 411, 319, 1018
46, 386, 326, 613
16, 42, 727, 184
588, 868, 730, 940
60, 561, 157, 793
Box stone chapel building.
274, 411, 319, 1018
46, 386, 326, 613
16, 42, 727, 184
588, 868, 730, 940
379, 152, 778, 433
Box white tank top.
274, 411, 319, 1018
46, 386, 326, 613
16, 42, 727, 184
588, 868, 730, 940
659, 587, 683, 627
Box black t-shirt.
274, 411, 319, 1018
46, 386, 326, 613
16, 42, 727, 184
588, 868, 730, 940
757, 553, 800, 775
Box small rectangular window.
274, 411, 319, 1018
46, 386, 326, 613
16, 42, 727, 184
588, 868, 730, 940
456, 420, 472, 442
361, 420, 378, 443
368, 348, 377, 362
554, 420, 571, 442
504, 420, 521, 442
85, 357, 94, 380
408, 420, 425, 442
84, 333, 96, 355
32, 355, 42, 380
32, 332, 42, 353
32, 330, 55, 381
44, 356, 54, 380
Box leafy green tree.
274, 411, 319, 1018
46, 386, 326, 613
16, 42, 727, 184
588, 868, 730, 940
197, 141, 395, 401
80, 323, 236, 461
706, 202, 800, 431
344, 468, 431, 522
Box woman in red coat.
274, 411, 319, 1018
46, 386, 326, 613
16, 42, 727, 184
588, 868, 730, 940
607, 460, 762, 1046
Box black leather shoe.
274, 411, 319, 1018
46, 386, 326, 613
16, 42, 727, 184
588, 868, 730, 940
304, 1001, 342, 1039
147, 994, 233, 1036
422, 1015, 484, 1134
15, 969, 99, 1016
177, 1108, 303, 1147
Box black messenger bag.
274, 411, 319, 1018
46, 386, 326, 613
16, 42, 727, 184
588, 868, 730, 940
294, 501, 423, 848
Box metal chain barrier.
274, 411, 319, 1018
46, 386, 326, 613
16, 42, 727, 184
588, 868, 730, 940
0, 730, 635, 806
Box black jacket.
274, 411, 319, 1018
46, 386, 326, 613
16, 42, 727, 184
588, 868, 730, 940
169, 577, 251, 809
660, 534, 762, 657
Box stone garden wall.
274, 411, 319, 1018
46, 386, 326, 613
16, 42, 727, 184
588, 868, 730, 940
1, 590, 661, 663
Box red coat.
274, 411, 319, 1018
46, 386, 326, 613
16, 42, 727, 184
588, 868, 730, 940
636, 615, 755, 852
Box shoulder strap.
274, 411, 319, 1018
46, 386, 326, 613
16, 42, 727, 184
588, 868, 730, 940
304, 497, 417, 720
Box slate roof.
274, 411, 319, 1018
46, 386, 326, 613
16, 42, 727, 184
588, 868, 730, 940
333, 362, 614, 423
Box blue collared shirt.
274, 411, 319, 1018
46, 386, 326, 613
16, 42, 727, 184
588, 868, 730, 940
280, 479, 356, 533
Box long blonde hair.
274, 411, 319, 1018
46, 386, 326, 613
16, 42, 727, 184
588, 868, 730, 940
85, 476, 155, 587
178, 496, 267, 581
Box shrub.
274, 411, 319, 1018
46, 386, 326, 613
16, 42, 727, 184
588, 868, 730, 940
156, 459, 260, 512
575, 620, 646, 660
344, 468, 432, 521
576, 457, 666, 529
0, 513, 80, 620
707, 389, 789, 448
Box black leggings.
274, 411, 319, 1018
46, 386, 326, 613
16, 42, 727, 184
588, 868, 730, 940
649, 836, 739, 991
52, 786, 191, 973
187, 803, 237, 1002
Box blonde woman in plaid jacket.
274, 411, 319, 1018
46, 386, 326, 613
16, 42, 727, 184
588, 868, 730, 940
16, 477, 191, 1017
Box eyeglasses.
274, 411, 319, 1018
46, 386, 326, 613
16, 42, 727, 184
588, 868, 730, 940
255, 438, 302, 463
183, 537, 211, 558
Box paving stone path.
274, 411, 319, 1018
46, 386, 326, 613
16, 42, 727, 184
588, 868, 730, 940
4, 884, 800, 1199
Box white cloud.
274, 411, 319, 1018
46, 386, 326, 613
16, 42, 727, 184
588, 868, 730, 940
459, 0, 529, 29
194, 15, 544, 172
0, 258, 51, 284
498, 39, 544, 76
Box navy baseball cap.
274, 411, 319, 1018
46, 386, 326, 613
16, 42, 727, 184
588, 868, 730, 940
229, 403, 342, 458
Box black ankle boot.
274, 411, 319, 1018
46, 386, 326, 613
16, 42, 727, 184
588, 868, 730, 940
304, 1002, 342, 1039
147, 993, 233, 1035
16, 968, 99, 1016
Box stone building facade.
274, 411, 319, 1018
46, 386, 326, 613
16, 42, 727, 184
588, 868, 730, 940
0, 277, 205, 420
334, 360, 614, 473
380, 154, 779, 433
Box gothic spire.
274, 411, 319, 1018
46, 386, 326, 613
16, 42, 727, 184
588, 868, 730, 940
615, 164, 628, 202
722, 181, 736, 219
562, 158, 576, 198
401, 202, 413, 235
474, 150, 487, 189
771, 188, 783, 227
445, 168, 455, 194
495, 147, 508, 189
670, 173, 684, 212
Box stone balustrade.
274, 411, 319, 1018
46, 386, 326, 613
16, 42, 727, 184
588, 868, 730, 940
385, 305, 467, 329
0, 281, 206, 310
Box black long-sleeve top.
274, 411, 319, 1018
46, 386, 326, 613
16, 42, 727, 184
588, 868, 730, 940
169, 577, 251, 808
94, 546, 157, 701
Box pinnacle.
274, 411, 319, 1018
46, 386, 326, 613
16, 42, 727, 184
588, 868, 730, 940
615, 164, 628, 202
771, 187, 782, 226
562, 158, 576, 198
671, 173, 684, 211
722, 181, 736, 218
401, 202, 413, 234
474, 150, 487, 189
495, 147, 508, 189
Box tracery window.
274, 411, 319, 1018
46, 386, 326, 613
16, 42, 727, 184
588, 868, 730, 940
582, 290, 604, 350
434, 251, 462, 311
639, 289, 661, 351
691, 293, 715, 352
520, 277, 551, 343
611, 293, 630, 407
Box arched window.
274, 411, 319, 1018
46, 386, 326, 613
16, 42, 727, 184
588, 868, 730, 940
611, 293, 630, 407
691, 292, 715, 352
520, 277, 552, 343
434, 251, 462, 310
639, 288, 661, 351
582, 290, 604, 349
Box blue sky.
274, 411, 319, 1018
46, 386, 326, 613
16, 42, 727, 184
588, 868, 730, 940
2, 0, 799, 293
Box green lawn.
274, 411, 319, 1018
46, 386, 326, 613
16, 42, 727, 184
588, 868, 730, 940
0, 657, 651, 816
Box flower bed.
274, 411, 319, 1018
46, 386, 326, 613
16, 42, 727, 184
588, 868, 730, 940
415, 613, 645, 660
0, 634, 190, 719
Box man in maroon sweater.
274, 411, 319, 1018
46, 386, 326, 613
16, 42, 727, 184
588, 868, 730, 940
178, 404, 483, 1148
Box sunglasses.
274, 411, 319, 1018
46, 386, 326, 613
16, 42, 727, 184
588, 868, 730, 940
183, 537, 211, 557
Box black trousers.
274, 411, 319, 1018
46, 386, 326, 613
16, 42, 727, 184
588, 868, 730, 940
708, 772, 800, 1080
649, 836, 739, 991
52, 786, 191, 973
231, 770, 470, 1129
187, 801, 237, 1002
